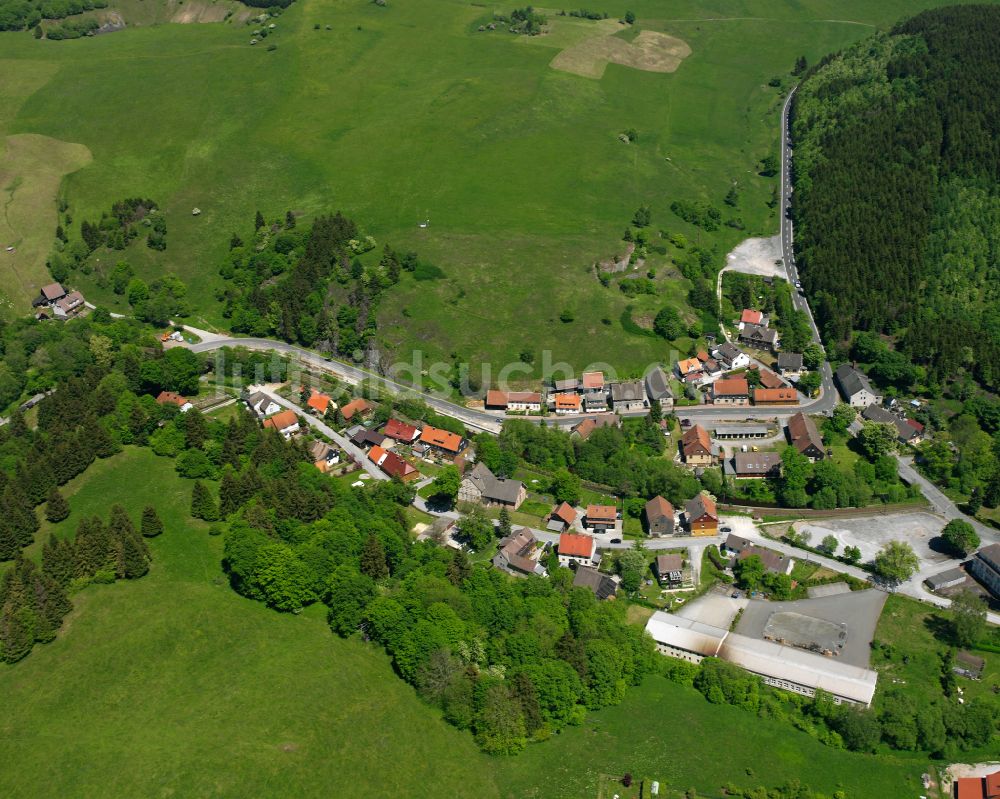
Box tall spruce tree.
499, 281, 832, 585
191, 481, 219, 522
42, 534, 75, 587
141, 506, 164, 538
45, 488, 70, 523
360, 533, 388, 580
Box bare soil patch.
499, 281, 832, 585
551, 28, 691, 79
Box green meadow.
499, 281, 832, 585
0, 446, 930, 798
1, 0, 981, 371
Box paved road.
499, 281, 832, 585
895, 456, 996, 544
257, 387, 388, 482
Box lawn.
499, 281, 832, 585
0, 448, 499, 798
0, 0, 974, 370
494, 674, 927, 799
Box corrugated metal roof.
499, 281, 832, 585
644, 612, 728, 658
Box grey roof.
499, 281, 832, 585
553, 377, 579, 392
835, 364, 878, 399
861, 405, 919, 442
644, 366, 673, 400
496, 528, 545, 575
245, 391, 271, 409
740, 324, 778, 345
925, 567, 967, 590
610, 380, 645, 403
656, 554, 683, 574
714, 424, 770, 437
715, 342, 744, 363
977, 543, 1000, 571
728, 451, 783, 476
777, 352, 804, 371
573, 566, 618, 599
465, 462, 524, 505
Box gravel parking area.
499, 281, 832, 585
675, 589, 747, 629
795, 512, 951, 570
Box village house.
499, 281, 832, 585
262, 409, 300, 439
969, 543, 1000, 599
776, 352, 804, 378
340, 397, 374, 422
655, 554, 684, 587
306, 391, 332, 416
954, 768, 1000, 799
685, 492, 718, 536
382, 418, 420, 443
584, 504, 619, 534
681, 424, 715, 467
644, 496, 675, 536
349, 426, 386, 449
419, 425, 466, 455
485, 390, 542, 412
368, 445, 419, 482
52, 290, 86, 319
676, 357, 703, 381
861, 405, 923, 445
309, 440, 341, 471
557, 532, 599, 568
552, 392, 582, 414
581, 371, 608, 411
754, 387, 798, 406
834, 364, 882, 407
573, 566, 619, 599
552, 377, 580, 393
787, 412, 826, 461
457, 462, 526, 509
756, 368, 785, 390
610, 380, 646, 413
493, 528, 548, 577
712, 342, 750, 371
244, 390, 281, 419
546, 501, 577, 532
738, 308, 768, 332
32, 282, 66, 308
571, 413, 619, 440
739, 323, 779, 351
155, 391, 193, 413
725, 451, 783, 479
712, 378, 751, 406
644, 365, 675, 410
723, 534, 795, 575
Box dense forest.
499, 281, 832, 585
0, 0, 106, 31
791, 5, 1000, 391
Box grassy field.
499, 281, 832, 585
1, 0, 983, 371
0, 448, 499, 798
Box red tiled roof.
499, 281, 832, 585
714, 378, 749, 396
754, 387, 798, 404
368, 445, 387, 464
581, 371, 604, 389
682, 424, 712, 456
420, 425, 463, 453
380, 450, 418, 481
485, 389, 508, 408
987, 770, 1000, 797
341, 398, 373, 420
645, 495, 674, 520
741, 309, 764, 325
384, 418, 419, 441
757, 369, 784, 389
307, 392, 331, 414
552, 502, 577, 525
554, 393, 581, 410
956, 776, 989, 799
559, 532, 596, 558
263, 409, 298, 431
696, 350, 710, 362
586, 504, 617, 523
155, 391, 188, 407
507, 391, 541, 404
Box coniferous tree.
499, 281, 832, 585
120, 532, 150, 579
141, 506, 164, 538
285, 210, 296, 229
191, 481, 219, 521
255, 210, 265, 230
42, 535, 75, 587
45, 488, 70, 523
0, 522, 21, 561
498, 507, 512, 539
219, 470, 242, 517
360, 533, 388, 580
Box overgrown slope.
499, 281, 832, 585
791, 5, 1000, 390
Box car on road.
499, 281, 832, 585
720, 526, 732, 534
610, 538, 622, 544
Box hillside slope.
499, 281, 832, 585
791, 5, 1000, 390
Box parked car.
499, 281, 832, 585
720, 526, 732, 534
610, 538, 622, 544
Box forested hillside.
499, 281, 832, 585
791, 5, 1000, 390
